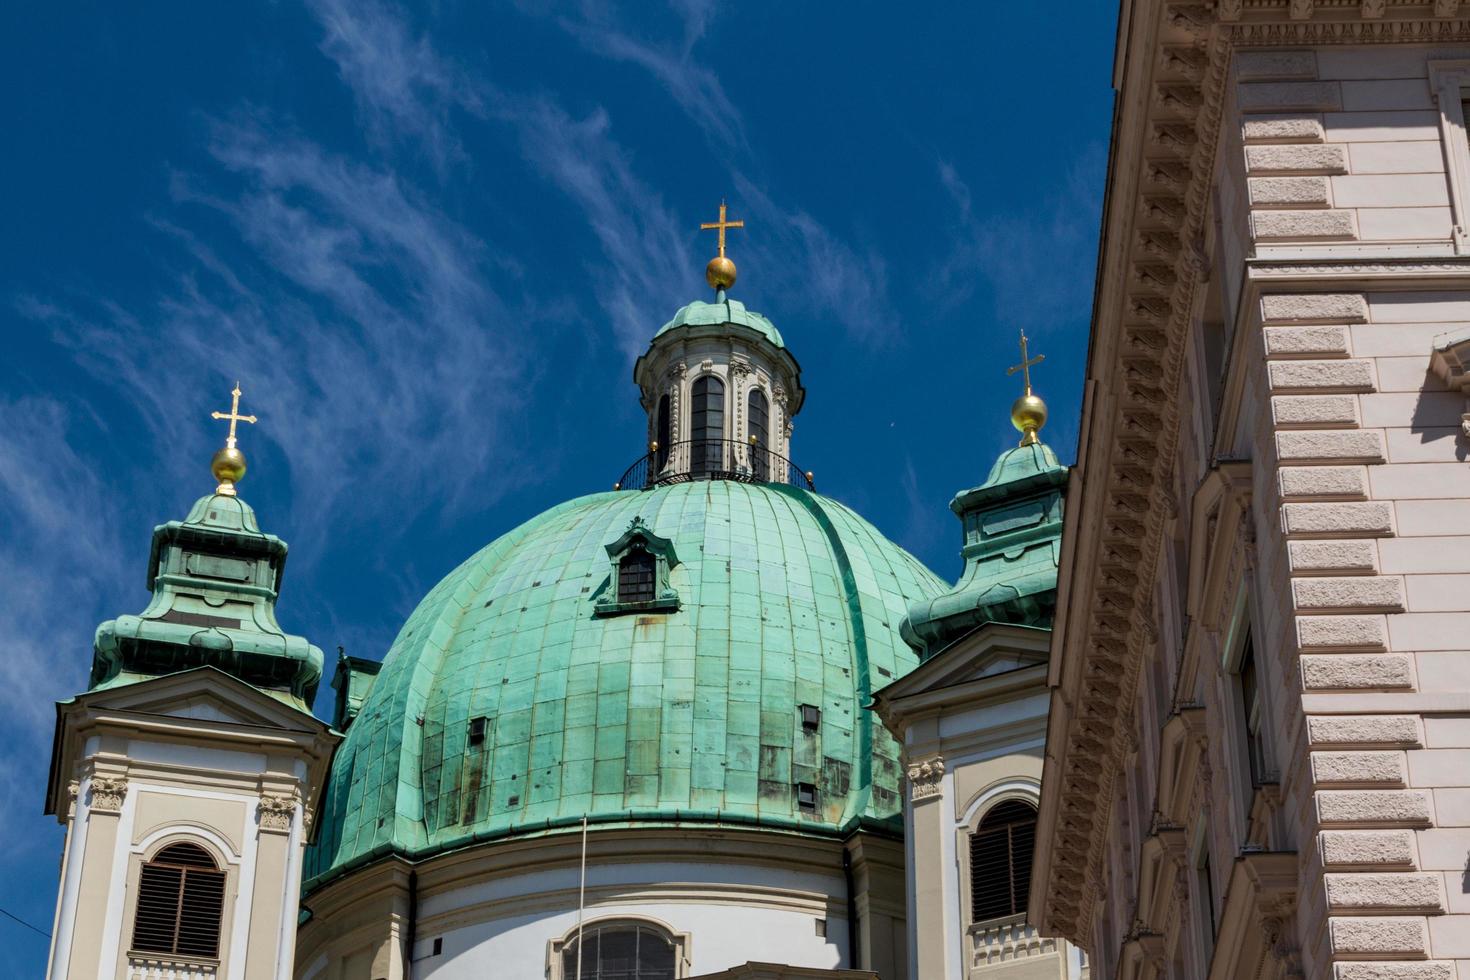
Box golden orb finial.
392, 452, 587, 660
1005, 331, 1047, 447
208, 382, 257, 495
699, 200, 744, 293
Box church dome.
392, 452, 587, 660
305, 478, 946, 889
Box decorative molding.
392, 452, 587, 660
258, 794, 297, 833
907, 756, 945, 801
90, 776, 127, 813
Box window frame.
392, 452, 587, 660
1429, 60, 1470, 253
123, 836, 235, 969
747, 386, 771, 481
966, 799, 1038, 925
546, 915, 691, 980
956, 790, 1041, 933
690, 373, 726, 477
594, 517, 681, 616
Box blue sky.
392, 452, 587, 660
0, 2, 1114, 969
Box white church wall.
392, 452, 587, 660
413, 899, 845, 979
407, 857, 845, 977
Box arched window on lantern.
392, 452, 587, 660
968, 800, 1037, 923
691, 375, 725, 477
130, 841, 227, 960
747, 387, 770, 481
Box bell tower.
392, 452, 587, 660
629, 202, 807, 486
45, 385, 338, 980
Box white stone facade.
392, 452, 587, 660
1034, 4, 1470, 979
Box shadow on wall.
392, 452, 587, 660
1408, 365, 1468, 462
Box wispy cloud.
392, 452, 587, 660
505, 98, 693, 357
309, 0, 484, 170
0, 397, 124, 830
556, 1, 745, 154
929, 145, 1106, 336
30, 113, 530, 550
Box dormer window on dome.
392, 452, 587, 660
595, 518, 680, 616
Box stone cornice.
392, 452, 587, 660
1035, 0, 1469, 949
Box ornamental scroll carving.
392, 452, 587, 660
907, 757, 944, 801
91, 776, 127, 813
258, 794, 297, 833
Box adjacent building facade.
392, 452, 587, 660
1034, 1, 1470, 977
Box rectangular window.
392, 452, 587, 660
617, 550, 657, 605
1236, 627, 1265, 794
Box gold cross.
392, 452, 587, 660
1006, 330, 1045, 395
210, 382, 257, 449
699, 200, 744, 257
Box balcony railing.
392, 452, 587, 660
127, 954, 219, 979
968, 915, 1057, 969
616, 439, 814, 491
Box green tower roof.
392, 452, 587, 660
305, 480, 946, 889
900, 440, 1067, 660
655, 292, 785, 349
90, 492, 324, 711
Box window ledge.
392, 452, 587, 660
593, 595, 680, 617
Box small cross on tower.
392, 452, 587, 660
700, 200, 744, 258
208, 382, 257, 495
1006, 330, 1045, 395
211, 383, 257, 449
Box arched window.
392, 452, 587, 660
691, 375, 724, 477
747, 388, 770, 481
560, 921, 679, 980
131, 842, 227, 959
655, 395, 671, 473
617, 545, 657, 605
969, 800, 1036, 923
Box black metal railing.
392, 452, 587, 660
615, 439, 814, 491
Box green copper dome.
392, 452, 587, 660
655, 293, 785, 348
306, 480, 946, 888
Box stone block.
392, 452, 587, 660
1239, 81, 1342, 113
1269, 359, 1377, 392
1273, 394, 1360, 428
1324, 872, 1443, 910
1426, 915, 1470, 957
1278, 431, 1387, 464
1279, 465, 1369, 499
1293, 576, 1405, 612
1289, 540, 1379, 574
1406, 749, 1470, 788
1320, 829, 1417, 867
1282, 501, 1393, 535
1415, 829, 1470, 870
1334, 962, 1453, 980
1308, 715, 1423, 747
1261, 291, 1368, 323
1297, 614, 1389, 651
1253, 209, 1357, 240
1300, 654, 1413, 690
1247, 144, 1350, 175
1329, 916, 1429, 956
1250, 176, 1333, 208
1265, 324, 1351, 356
1312, 750, 1408, 786
1318, 790, 1430, 825
1236, 50, 1319, 81
1244, 114, 1326, 143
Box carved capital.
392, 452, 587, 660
258, 794, 297, 833
907, 756, 945, 802
90, 776, 127, 813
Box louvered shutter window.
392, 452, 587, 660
969, 801, 1037, 922
131, 842, 226, 959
